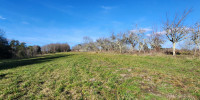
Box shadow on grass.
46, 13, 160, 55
0, 54, 73, 70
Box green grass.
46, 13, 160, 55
0, 52, 199, 99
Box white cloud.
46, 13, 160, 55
0, 16, 6, 20
157, 31, 167, 35
146, 34, 151, 37
141, 28, 152, 32
146, 31, 167, 37
129, 29, 139, 33
130, 28, 152, 33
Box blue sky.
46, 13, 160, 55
0, 0, 200, 48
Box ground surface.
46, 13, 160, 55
0, 52, 199, 99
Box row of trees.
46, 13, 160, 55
41, 43, 70, 53
9, 40, 42, 58
1, 9, 199, 57
73, 9, 200, 56
0, 29, 70, 59
72, 29, 164, 54
0, 29, 42, 59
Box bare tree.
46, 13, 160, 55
127, 30, 139, 51
82, 37, 97, 51
83, 36, 93, 44
191, 22, 200, 55
137, 29, 147, 53
148, 27, 165, 52
96, 38, 111, 52
111, 32, 127, 53
163, 9, 192, 56
179, 39, 194, 51
72, 44, 82, 51
96, 38, 104, 52
41, 43, 70, 53
138, 39, 149, 53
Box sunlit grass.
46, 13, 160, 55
0, 52, 199, 99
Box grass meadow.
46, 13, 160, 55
0, 52, 199, 99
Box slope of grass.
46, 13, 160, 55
0, 52, 199, 99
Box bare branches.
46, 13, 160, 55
0, 29, 5, 38
41, 43, 70, 53
164, 9, 192, 56
191, 22, 200, 44
112, 32, 127, 53
191, 22, 200, 54
164, 9, 192, 43
126, 28, 140, 50
148, 27, 165, 51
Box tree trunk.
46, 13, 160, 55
139, 45, 143, 54
131, 43, 135, 51
198, 44, 200, 52
194, 45, 197, 56
119, 46, 122, 53
139, 49, 141, 53
100, 47, 102, 52
173, 42, 176, 56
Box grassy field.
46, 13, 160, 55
0, 52, 199, 99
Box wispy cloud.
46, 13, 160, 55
133, 17, 146, 24
101, 5, 116, 13
130, 28, 152, 33
141, 28, 152, 32
0, 16, 6, 20
101, 6, 113, 10
22, 21, 29, 25
40, 2, 74, 15
146, 31, 167, 37
157, 31, 167, 35
146, 34, 151, 36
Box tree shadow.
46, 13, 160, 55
0, 73, 7, 79
0, 54, 74, 70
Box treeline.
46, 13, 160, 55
72, 30, 164, 54
10, 40, 41, 58
0, 36, 42, 59
0, 29, 70, 59
73, 9, 200, 56
41, 43, 70, 53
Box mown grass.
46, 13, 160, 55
0, 52, 199, 99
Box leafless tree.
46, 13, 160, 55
83, 36, 93, 44
82, 37, 97, 51
126, 30, 139, 51
191, 22, 200, 55
138, 40, 149, 53
72, 44, 82, 51
163, 9, 192, 56
148, 27, 165, 52
111, 32, 127, 53
41, 43, 70, 53
179, 39, 194, 51
96, 38, 110, 52
0, 29, 5, 37
137, 29, 147, 53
